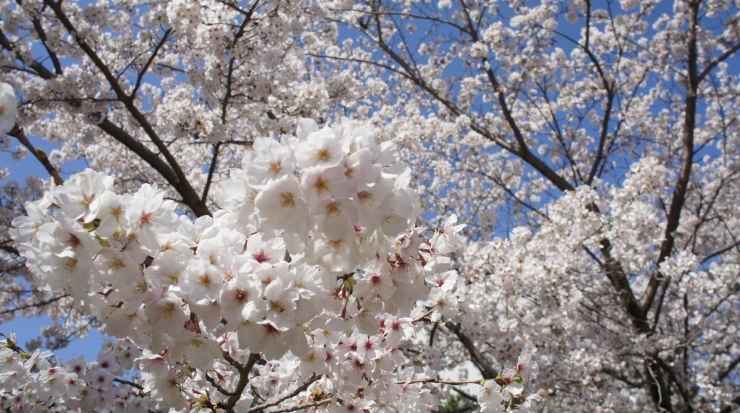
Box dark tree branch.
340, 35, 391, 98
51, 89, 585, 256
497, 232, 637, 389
113, 378, 144, 390
644, 356, 675, 413
0, 29, 56, 79
601, 367, 645, 388
641, 0, 700, 323
201, 142, 221, 203
698, 41, 740, 83
718, 354, 740, 382
599, 238, 646, 332
247, 374, 321, 413
217, 353, 259, 412
131, 28, 173, 98
654, 355, 694, 413
445, 322, 497, 380
0, 293, 70, 316
42, 0, 210, 217
8, 126, 64, 186
23, 2, 64, 76
205, 373, 234, 397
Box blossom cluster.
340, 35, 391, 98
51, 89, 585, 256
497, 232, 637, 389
0, 336, 147, 412
9, 117, 538, 411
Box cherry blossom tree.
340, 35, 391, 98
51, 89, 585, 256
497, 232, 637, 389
3, 0, 740, 412
314, 0, 740, 411
1, 2, 541, 412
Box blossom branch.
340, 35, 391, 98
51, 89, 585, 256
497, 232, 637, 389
0, 293, 70, 316
205, 372, 234, 397
263, 398, 331, 413
25, 6, 63, 76
217, 353, 260, 412
113, 378, 144, 391
7, 126, 64, 186
1, 23, 209, 217
445, 322, 496, 380
356, 3, 575, 194
0, 29, 55, 79
452, 386, 478, 402
641, 0, 700, 327
201, 142, 221, 203
42, 0, 211, 218
397, 378, 482, 385
718, 353, 740, 382
412, 308, 434, 323
247, 374, 321, 413
130, 28, 173, 98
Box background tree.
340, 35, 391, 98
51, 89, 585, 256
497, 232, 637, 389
317, 0, 740, 411
2, 0, 740, 412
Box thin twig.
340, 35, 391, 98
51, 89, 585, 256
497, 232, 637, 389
247, 375, 321, 413
8, 126, 64, 186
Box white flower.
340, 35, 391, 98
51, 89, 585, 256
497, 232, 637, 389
36, 218, 102, 255
311, 232, 360, 273
0, 83, 17, 135
96, 352, 122, 375
380, 187, 420, 236
354, 270, 395, 302
220, 275, 261, 324
423, 289, 459, 322
238, 321, 307, 360
343, 148, 380, 189
35, 247, 94, 299
53, 168, 114, 223
253, 260, 292, 288
432, 214, 466, 253
514, 345, 539, 381
478, 380, 504, 413
170, 335, 222, 370
244, 138, 296, 185
255, 175, 309, 233
142, 369, 185, 407
101, 306, 146, 339
137, 351, 169, 379
86, 365, 114, 390
24, 349, 53, 371
340, 352, 373, 384
354, 177, 394, 233
316, 199, 358, 240
354, 333, 381, 360
64, 356, 87, 377
299, 346, 326, 377
144, 250, 188, 289
300, 165, 356, 209
9, 201, 48, 244
380, 316, 414, 347
263, 278, 298, 329
294, 126, 343, 168
245, 233, 285, 269
181, 258, 223, 304
123, 184, 178, 252
426, 270, 458, 292
144, 294, 188, 337
95, 191, 128, 237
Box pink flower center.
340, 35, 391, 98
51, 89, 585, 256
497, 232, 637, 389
253, 249, 270, 263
